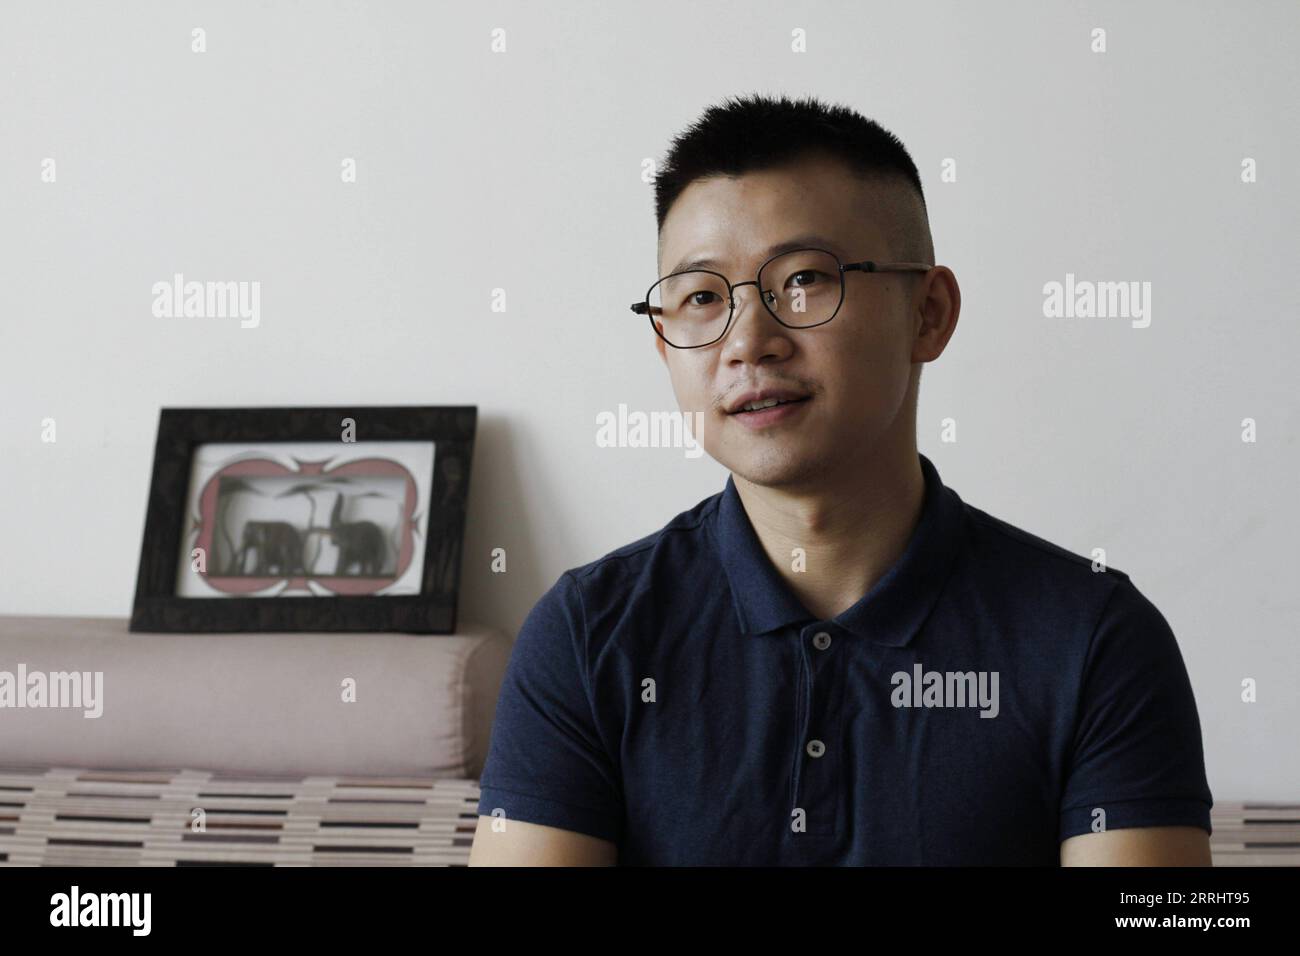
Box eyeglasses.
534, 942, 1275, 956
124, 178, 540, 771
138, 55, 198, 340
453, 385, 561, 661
630, 247, 932, 349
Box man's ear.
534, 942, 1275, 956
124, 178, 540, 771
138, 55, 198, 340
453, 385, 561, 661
654, 331, 668, 366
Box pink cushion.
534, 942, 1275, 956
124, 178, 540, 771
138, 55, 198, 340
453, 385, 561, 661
0, 615, 510, 778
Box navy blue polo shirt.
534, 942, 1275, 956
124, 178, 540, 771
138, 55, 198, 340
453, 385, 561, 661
476, 452, 1213, 865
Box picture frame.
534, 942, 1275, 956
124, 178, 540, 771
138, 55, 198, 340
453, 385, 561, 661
129, 405, 476, 634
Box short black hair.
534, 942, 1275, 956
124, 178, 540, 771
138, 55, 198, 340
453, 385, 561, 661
653, 93, 933, 263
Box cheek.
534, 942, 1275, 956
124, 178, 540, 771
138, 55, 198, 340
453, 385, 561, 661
815, 324, 910, 411
666, 356, 712, 413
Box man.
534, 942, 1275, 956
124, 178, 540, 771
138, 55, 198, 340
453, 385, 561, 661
469, 93, 1213, 866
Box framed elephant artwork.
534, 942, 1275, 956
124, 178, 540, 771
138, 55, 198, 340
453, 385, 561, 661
130, 406, 476, 633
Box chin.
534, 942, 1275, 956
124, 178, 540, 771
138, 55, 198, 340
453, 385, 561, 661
729, 448, 829, 490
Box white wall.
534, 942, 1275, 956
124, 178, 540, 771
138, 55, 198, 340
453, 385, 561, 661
1, 1, 1296, 798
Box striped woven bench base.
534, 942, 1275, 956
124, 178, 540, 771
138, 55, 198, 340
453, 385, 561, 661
1, 767, 1294, 866
0, 767, 480, 867
1204, 805, 1300, 866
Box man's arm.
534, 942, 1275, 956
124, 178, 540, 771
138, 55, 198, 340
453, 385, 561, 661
1060, 826, 1212, 866
1057, 579, 1215, 862
472, 573, 626, 864
468, 815, 618, 866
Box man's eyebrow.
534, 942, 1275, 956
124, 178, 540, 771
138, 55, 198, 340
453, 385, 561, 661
666, 234, 849, 276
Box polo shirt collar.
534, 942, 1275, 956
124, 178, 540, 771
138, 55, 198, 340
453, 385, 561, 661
710, 452, 965, 646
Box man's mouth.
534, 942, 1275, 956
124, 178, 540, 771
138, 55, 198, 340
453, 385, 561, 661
730, 396, 811, 415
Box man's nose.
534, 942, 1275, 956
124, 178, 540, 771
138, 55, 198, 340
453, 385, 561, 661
722, 281, 792, 361
726, 281, 779, 336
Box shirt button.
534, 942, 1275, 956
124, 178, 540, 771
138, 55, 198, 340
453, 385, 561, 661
806, 739, 825, 758
812, 630, 832, 650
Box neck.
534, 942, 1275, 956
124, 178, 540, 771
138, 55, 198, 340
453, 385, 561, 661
732, 444, 926, 622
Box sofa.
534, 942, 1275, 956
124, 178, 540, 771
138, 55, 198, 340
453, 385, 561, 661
0, 614, 510, 866
1, 614, 1293, 866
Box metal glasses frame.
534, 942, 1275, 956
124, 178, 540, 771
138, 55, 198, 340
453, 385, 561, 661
630, 246, 932, 349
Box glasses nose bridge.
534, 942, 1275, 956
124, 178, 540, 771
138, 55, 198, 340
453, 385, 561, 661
726, 277, 776, 314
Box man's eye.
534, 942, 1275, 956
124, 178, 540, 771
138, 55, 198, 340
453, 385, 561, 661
790, 270, 827, 287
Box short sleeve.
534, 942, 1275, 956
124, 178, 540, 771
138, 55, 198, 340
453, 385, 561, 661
1059, 577, 1214, 842
475, 571, 624, 845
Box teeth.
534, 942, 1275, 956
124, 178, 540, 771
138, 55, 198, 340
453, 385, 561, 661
741, 397, 786, 412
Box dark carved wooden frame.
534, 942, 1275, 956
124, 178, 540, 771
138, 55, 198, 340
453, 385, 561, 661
129, 405, 476, 634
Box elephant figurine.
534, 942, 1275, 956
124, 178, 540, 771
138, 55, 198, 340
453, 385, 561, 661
234, 520, 304, 576
330, 495, 387, 576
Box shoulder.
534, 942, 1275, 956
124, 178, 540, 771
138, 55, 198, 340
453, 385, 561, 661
956, 498, 1144, 641
519, 486, 724, 656
563, 486, 724, 601
951, 496, 1191, 721
963, 500, 1131, 582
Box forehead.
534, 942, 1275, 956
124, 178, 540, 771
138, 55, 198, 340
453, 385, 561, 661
658, 154, 892, 275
